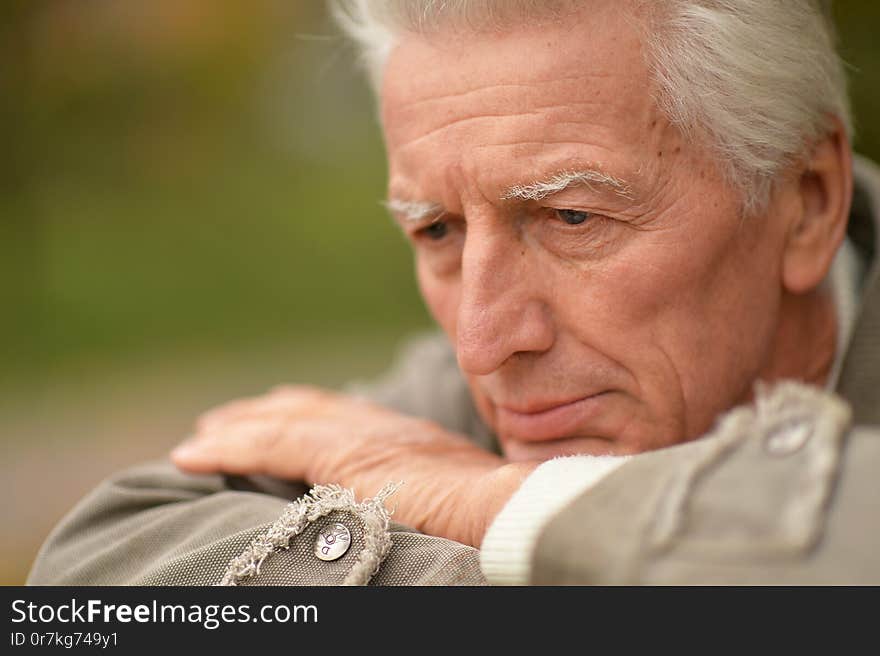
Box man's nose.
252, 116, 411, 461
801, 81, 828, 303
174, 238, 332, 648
455, 226, 555, 376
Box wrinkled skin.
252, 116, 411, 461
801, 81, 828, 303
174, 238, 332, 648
174, 1, 850, 546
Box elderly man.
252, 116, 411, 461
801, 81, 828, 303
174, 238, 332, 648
29, 0, 880, 585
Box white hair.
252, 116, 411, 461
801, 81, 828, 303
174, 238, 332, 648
501, 169, 634, 202
330, 0, 851, 215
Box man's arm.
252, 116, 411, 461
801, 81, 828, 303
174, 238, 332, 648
27, 459, 488, 585
172, 352, 880, 585
28, 334, 495, 586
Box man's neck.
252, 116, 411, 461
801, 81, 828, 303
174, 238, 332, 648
759, 287, 839, 389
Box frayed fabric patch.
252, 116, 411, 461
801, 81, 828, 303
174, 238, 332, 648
649, 381, 852, 557
219, 482, 399, 586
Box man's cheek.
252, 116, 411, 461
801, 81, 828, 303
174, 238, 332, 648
567, 263, 676, 334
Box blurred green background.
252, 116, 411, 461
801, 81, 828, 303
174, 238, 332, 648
2, 1, 878, 584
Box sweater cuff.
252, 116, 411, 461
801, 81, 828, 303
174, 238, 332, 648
480, 454, 629, 585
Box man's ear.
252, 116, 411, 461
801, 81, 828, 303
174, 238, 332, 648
782, 116, 853, 294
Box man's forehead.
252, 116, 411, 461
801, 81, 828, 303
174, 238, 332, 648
379, 2, 651, 134
379, 2, 666, 217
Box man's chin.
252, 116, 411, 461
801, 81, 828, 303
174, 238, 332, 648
500, 435, 621, 462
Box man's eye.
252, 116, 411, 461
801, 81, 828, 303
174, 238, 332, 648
421, 221, 449, 240
555, 209, 593, 225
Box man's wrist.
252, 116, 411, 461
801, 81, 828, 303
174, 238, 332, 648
469, 461, 539, 547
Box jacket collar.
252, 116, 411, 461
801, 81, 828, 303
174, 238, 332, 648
834, 154, 880, 423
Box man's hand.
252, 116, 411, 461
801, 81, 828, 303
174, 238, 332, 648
171, 385, 536, 547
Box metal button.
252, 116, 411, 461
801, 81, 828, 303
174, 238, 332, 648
314, 522, 352, 561
764, 422, 812, 456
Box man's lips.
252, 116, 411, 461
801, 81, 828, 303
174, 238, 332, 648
494, 392, 612, 441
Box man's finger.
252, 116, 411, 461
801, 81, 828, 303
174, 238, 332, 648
194, 387, 330, 435
195, 397, 265, 433
172, 419, 312, 480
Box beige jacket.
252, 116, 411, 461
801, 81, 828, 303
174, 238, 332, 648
28, 156, 880, 585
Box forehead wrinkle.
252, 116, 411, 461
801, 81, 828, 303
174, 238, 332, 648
500, 169, 634, 202
384, 198, 444, 222
393, 108, 548, 154
395, 72, 618, 113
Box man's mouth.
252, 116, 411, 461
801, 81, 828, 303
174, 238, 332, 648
494, 392, 612, 442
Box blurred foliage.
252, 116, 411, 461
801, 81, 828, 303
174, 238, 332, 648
835, 1, 880, 157
0, 0, 878, 388
0, 0, 430, 388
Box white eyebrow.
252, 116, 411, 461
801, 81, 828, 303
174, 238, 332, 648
501, 169, 634, 202
383, 198, 444, 222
